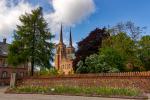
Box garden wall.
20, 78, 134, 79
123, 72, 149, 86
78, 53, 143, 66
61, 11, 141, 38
17, 72, 150, 92
0, 67, 28, 85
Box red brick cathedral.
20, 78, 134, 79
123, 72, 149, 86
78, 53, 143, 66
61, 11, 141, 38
55, 25, 75, 75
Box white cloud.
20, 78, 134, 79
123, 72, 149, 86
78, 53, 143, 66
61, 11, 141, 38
0, 0, 95, 43
0, 0, 35, 39
45, 0, 95, 34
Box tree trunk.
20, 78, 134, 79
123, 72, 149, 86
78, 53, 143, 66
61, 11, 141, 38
30, 22, 36, 76
31, 59, 34, 76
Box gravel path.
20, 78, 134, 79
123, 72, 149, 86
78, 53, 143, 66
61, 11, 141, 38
0, 86, 136, 100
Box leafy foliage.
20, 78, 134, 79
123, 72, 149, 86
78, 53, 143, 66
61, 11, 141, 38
138, 35, 150, 71
76, 27, 149, 73
8, 7, 54, 75
102, 32, 145, 71
39, 67, 58, 76
99, 47, 125, 71
76, 51, 121, 74
74, 28, 109, 70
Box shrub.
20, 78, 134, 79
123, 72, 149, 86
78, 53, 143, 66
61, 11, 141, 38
39, 67, 58, 76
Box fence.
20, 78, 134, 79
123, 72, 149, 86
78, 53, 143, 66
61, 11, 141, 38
17, 71, 150, 92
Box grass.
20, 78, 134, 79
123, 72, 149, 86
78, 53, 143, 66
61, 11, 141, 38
13, 86, 141, 97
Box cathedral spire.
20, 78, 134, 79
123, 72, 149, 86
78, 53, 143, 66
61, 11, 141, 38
59, 24, 63, 44
69, 27, 73, 47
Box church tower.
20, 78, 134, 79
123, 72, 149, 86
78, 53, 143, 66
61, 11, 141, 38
54, 25, 75, 75
66, 28, 75, 59
55, 24, 66, 70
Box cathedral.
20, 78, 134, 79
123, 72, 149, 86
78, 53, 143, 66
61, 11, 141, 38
54, 25, 75, 75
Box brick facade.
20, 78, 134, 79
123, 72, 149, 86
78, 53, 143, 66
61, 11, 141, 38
0, 39, 29, 85
55, 25, 75, 75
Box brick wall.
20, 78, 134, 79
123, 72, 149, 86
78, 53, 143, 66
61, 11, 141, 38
0, 67, 28, 85
17, 72, 150, 92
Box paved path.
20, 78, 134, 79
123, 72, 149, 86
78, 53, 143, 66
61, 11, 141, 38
0, 87, 137, 100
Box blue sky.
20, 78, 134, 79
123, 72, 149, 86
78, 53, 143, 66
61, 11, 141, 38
73, 0, 150, 41
31, 0, 150, 43
0, 0, 150, 45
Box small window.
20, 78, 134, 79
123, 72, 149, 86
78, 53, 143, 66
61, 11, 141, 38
1, 71, 8, 79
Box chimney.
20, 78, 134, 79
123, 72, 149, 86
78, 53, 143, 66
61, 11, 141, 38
3, 38, 6, 44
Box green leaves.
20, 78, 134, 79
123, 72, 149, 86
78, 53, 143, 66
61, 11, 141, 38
76, 50, 121, 74
138, 35, 150, 70
99, 47, 124, 71
8, 7, 54, 74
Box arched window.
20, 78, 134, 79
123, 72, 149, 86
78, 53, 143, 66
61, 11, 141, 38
1, 71, 8, 78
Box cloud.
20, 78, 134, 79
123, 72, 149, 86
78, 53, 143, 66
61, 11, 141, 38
45, 0, 95, 34
0, 0, 95, 44
0, 0, 35, 39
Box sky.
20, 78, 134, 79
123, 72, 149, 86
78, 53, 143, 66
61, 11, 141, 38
0, 0, 150, 47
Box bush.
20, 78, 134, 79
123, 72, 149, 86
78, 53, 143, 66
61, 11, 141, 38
39, 67, 58, 76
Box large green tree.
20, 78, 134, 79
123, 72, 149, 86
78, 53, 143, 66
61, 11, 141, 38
138, 35, 150, 70
102, 32, 135, 59
8, 7, 54, 76
102, 32, 144, 71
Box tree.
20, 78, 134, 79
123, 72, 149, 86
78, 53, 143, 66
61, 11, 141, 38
74, 28, 109, 70
102, 32, 135, 59
138, 35, 150, 70
76, 50, 121, 74
110, 21, 146, 42
99, 47, 124, 71
76, 60, 88, 74
102, 32, 146, 71
8, 7, 54, 76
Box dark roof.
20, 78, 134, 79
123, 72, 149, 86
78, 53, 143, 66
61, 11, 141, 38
0, 42, 9, 57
